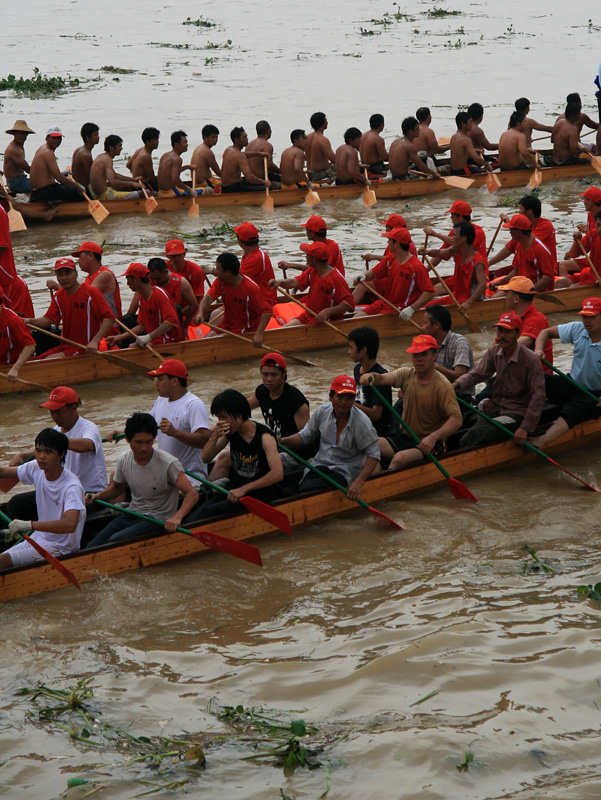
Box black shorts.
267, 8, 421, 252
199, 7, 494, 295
31, 183, 86, 203
544, 374, 601, 429
222, 180, 266, 193
384, 431, 445, 458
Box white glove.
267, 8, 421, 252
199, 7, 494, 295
135, 334, 152, 348
399, 306, 415, 321
8, 519, 32, 535
354, 275, 364, 285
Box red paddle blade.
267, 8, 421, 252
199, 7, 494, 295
0, 477, 18, 493
23, 534, 81, 590
546, 457, 600, 492
367, 505, 406, 530
447, 477, 478, 502
240, 496, 293, 535
189, 529, 263, 566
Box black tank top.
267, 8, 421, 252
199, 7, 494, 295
228, 421, 275, 488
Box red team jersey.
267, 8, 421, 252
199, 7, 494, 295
365, 254, 434, 314
4, 275, 34, 317
571, 230, 601, 285
520, 303, 553, 372
84, 266, 122, 318
208, 275, 272, 333
295, 267, 354, 324
136, 286, 182, 344
323, 238, 345, 276
44, 284, 115, 347
511, 237, 555, 290
0, 306, 35, 364
173, 260, 206, 298
450, 252, 486, 304
240, 247, 277, 304
506, 217, 557, 265
0, 205, 17, 287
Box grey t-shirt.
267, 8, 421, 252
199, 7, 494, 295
114, 448, 183, 520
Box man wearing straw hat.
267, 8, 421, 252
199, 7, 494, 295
3, 119, 35, 195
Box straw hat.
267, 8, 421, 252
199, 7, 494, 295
5, 119, 35, 135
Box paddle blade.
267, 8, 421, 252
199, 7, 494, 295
528, 169, 542, 190
24, 534, 81, 589
262, 193, 274, 212
0, 477, 18, 493
7, 207, 27, 232
240, 496, 293, 534
591, 156, 601, 176
367, 504, 405, 530
362, 186, 377, 207
100, 350, 155, 377
88, 200, 109, 225
438, 136, 451, 146
443, 175, 474, 190
145, 196, 158, 215
447, 477, 478, 502
189, 528, 263, 566
188, 198, 199, 217
546, 458, 600, 492
305, 188, 321, 207
464, 314, 482, 334
486, 172, 502, 193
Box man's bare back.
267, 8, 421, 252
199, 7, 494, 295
307, 132, 336, 172
359, 130, 388, 167
89, 153, 115, 195
71, 145, 94, 187
129, 147, 156, 185
450, 129, 489, 172
280, 142, 308, 186
190, 143, 220, 184
335, 142, 364, 184
468, 124, 498, 151
498, 128, 534, 170
157, 151, 186, 192
246, 137, 277, 179
413, 123, 448, 157
551, 117, 581, 163
3, 139, 29, 182
30, 143, 62, 190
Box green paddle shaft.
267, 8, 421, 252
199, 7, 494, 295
89, 497, 196, 538
0, 507, 27, 543
542, 359, 600, 404
184, 469, 228, 497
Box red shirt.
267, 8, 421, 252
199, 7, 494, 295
0, 306, 34, 364
580, 229, 601, 269
452, 251, 485, 304
511, 237, 555, 290
0, 206, 17, 286
373, 254, 434, 309
520, 303, 553, 372
172, 259, 206, 298
324, 238, 345, 275
44, 283, 114, 346
240, 247, 276, 304
208, 275, 272, 333
296, 267, 354, 317
506, 217, 557, 265
4, 275, 34, 317
84, 266, 122, 318
159, 273, 186, 307
442, 223, 488, 277
137, 287, 182, 344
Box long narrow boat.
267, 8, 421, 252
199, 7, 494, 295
3, 285, 599, 396
20, 162, 598, 221
1, 417, 599, 602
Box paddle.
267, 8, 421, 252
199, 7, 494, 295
277, 442, 405, 529
455, 395, 600, 492
262, 157, 274, 212
0, 372, 53, 392
423, 255, 482, 333
304, 181, 320, 208
0, 174, 27, 232
183, 469, 292, 535
89, 497, 263, 566
361, 282, 423, 332
369, 380, 477, 502
140, 184, 158, 216
0, 507, 81, 589
188, 170, 199, 217
275, 286, 349, 341
115, 318, 166, 362
66, 172, 109, 225
541, 359, 601, 404
487, 219, 503, 257
527, 153, 542, 189
576, 238, 601, 283
204, 320, 316, 367
362, 169, 377, 208
409, 169, 474, 190
591, 155, 601, 177
485, 172, 502, 193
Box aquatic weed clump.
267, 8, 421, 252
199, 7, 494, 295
0, 67, 80, 95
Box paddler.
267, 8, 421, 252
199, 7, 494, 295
189, 124, 221, 191
89, 135, 144, 200
147, 258, 198, 337
67, 241, 121, 320
514, 98, 554, 148
246, 120, 281, 182
221, 127, 272, 193
359, 114, 389, 177
234, 222, 277, 304
156, 130, 195, 196
449, 112, 492, 175
545, 102, 590, 166
0, 285, 35, 381
413, 107, 450, 164
488, 214, 555, 294
279, 129, 311, 188
556, 210, 601, 287
498, 112, 537, 171
467, 102, 498, 156
278, 215, 345, 275
422, 199, 488, 267
0, 199, 34, 316
355, 213, 417, 305
577, 186, 601, 234
127, 126, 160, 191
489, 195, 557, 272
335, 127, 369, 185
30, 126, 86, 203
3, 118, 35, 195
164, 238, 211, 303
306, 111, 336, 182
71, 123, 100, 189
388, 117, 441, 181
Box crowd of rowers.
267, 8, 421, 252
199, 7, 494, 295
1, 274, 600, 573
1, 91, 599, 212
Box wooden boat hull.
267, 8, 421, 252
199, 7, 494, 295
6, 285, 600, 396
1, 416, 599, 602
22, 163, 597, 220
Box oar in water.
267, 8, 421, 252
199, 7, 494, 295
487, 219, 503, 256
362, 169, 377, 207
369, 380, 478, 502
115, 318, 166, 362
527, 153, 542, 189
188, 170, 199, 217
576, 238, 601, 283
0, 507, 81, 589
66, 172, 109, 225
89, 497, 263, 566
277, 441, 405, 530
140, 184, 158, 215
362, 282, 423, 333
409, 169, 474, 190
275, 286, 349, 342
455, 395, 600, 492
304, 182, 320, 208
0, 174, 27, 231
262, 157, 274, 212
423, 255, 482, 334
204, 320, 316, 367
0, 372, 53, 392
183, 469, 292, 535
541, 359, 601, 404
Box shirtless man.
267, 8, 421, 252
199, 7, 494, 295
89, 135, 144, 200
449, 112, 492, 175
546, 102, 588, 166
189, 124, 221, 188
71, 122, 99, 188
306, 112, 336, 182
498, 112, 537, 171
388, 117, 442, 180
3, 119, 35, 194
335, 128, 368, 185
467, 103, 498, 153
246, 120, 280, 182
30, 127, 86, 203
514, 98, 553, 148
157, 130, 194, 196
359, 114, 388, 176
280, 129, 311, 187
413, 107, 450, 162
127, 127, 160, 190
221, 127, 270, 193
554, 92, 599, 149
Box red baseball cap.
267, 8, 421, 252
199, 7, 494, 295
382, 227, 411, 245
330, 375, 357, 395
577, 297, 601, 316
380, 213, 407, 228
54, 257, 77, 271
494, 312, 523, 330
260, 352, 287, 371
40, 386, 79, 409
300, 241, 329, 261
406, 334, 438, 353
71, 241, 102, 257
233, 221, 259, 242
122, 262, 149, 278
502, 214, 532, 231
580, 187, 601, 204
445, 200, 472, 216
165, 238, 186, 255
147, 359, 188, 379
302, 215, 327, 233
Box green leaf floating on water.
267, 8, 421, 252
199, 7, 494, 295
290, 719, 307, 737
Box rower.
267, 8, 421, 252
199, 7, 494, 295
489, 195, 557, 273
30, 126, 86, 203
196, 252, 272, 347
556, 210, 601, 287
24, 257, 115, 358
359, 114, 389, 177
189, 124, 221, 192
280, 375, 380, 500
147, 258, 198, 336
278, 215, 345, 275
423, 199, 488, 269
279, 129, 311, 188
108, 262, 182, 349
449, 112, 492, 175
466, 102, 498, 156
157, 130, 195, 196
233, 222, 277, 304
514, 98, 554, 148
127, 127, 160, 191
270, 241, 354, 326
388, 116, 441, 181
533, 297, 601, 448
488, 214, 555, 294
553, 92, 599, 149
89, 135, 144, 200
545, 102, 589, 167
0, 428, 85, 570
498, 112, 537, 171
221, 127, 271, 193
413, 107, 450, 164
0, 285, 35, 381
0, 201, 34, 317
246, 120, 281, 182
185, 389, 282, 523
71, 123, 100, 189
164, 238, 211, 303
335, 127, 368, 185
354, 226, 434, 320
348, 326, 392, 437
496, 275, 554, 371
361, 334, 462, 469
453, 312, 545, 446
577, 186, 601, 234
62, 241, 122, 321
421, 304, 475, 399
86, 412, 198, 547
3, 119, 35, 195
306, 111, 336, 183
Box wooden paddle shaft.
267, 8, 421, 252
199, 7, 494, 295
115, 317, 165, 361
364, 283, 423, 332
0, 372, 52, 392
487, 218, 503, 256
423, 255, 482, 333
577, 238, 601, 283
204, 320, 315, 367
275, 286, 349, 341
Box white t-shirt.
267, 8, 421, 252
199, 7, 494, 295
54, 415, 107, 492
151, 392, 209, 483
16, 461, 86, 554
114, 448, 183, 520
